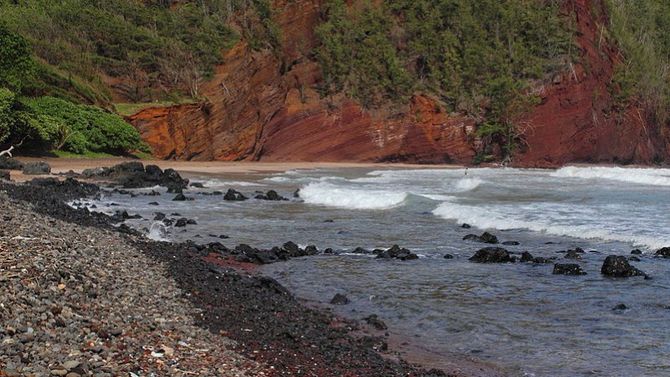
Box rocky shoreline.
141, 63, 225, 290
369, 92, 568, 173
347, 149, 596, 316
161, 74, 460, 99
0, 172, 458, 376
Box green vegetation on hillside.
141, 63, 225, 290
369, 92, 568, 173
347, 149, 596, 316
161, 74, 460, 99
0, 26, 146, 155
0, 0, 277, 104
316, 0, 575, 161
605, 0, 670, 127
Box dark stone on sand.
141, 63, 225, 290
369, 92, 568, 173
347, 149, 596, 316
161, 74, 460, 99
612, 303, 628, 311
330, 293, 350, 305
0, 170, 9, 180
469, 247, 513, 263
631, 249, 643, 255
552, 263, 587, 276
0, 156, 23, 170
463, 231, 499, 244
443, 254, 454, 259
223, 189, 247, 201
655, 247, 670, 258
82, 162, 188, 192
22, 161, 51, 175
376, 245, 418, 260
364, 314, 388, 331
601, 255, 647, 278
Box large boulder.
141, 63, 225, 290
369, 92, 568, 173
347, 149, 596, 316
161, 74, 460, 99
0, 156, 23, 170
469, 247, 514, 263
553, 263, 586, 276
22, 161, 51, 175
601, 255, 647, 278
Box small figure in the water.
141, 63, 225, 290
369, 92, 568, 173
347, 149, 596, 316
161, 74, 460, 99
465, 168, 468, 176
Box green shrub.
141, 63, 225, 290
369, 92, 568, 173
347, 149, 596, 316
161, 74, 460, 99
0, 25, 36, 93
22, 96, 146, 154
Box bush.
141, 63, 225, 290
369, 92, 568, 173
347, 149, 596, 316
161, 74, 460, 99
21, 96, 147, 154
0, 25, 36, 93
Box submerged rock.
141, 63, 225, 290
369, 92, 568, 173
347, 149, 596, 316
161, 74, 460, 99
601, 255, 647, 278
469, 247, 514, 263
330, 293, 350, 305
82, 162, 188, 192
612, 303, 628, 311
502, 241, 520, 246
553, 263, 587, 276
443, 254, 454, 259
223, 189, 248, 201
463, 231, 499, 244
631, 249, 643, 255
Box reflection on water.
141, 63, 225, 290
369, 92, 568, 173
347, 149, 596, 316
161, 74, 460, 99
88, 167, 670, 377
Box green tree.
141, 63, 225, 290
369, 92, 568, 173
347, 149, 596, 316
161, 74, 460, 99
0, 25, 35, 93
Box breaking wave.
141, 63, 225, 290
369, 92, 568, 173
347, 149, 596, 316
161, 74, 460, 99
300, 182, 408, 210
432, 201, 669, 250
551, 166, 670, 186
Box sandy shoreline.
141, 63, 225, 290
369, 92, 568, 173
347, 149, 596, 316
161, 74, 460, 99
11, 157, 463, 182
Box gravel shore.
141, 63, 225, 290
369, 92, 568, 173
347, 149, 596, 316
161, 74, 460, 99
0, 177, 478, 377
0, 192, 263, 376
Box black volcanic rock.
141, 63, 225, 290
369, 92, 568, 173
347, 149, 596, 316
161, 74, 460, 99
553, 263, 586, 276
601, 255, 647, 278
469, 247, 513, 263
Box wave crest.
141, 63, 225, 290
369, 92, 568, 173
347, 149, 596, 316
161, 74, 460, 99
300, 182, 407, 210
551, 166, 670, 186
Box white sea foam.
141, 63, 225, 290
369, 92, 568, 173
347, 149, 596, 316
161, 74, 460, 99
300, 182, 407, 210
197, 179, 262, 188
148, 222, 169, 241
551, 166, 670, 186
453, 177, 483, 192
432, 201, 669, 250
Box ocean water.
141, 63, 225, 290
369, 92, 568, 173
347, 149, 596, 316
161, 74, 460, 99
85, 166, 670, 377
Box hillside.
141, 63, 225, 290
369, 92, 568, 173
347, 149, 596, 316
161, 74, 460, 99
1, 0, 669, 165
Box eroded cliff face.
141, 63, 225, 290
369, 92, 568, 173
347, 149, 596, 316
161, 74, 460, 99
517, 0, 669, 167
128, 0, 669, 166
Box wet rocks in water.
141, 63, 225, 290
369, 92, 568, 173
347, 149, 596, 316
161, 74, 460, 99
612, 303, 628, 311
330, 293, 350, 305
463, 231, 499, 244
223, 188, 247, 201
520, 251, 534, 262
190, 182, 205, 188
601, 255, 648, 278
629, 256, 641, 262
254, 190, 288, 201
461, 223, 471, 229
175, 218, 197, 227
443, 254, 454, 259
631, 249, 643, 255
552, 263, 587, 276
376, 245, 418, 260
363, 314, 388, 331
22, 161, 51, 175
655, 247, 670, 258
469, 247, 514, 263
153, 212, 166, 221
172, 193, 192, 201
0, 156, 23, 170
148, 201, 159, 205
564, 249, 583, 260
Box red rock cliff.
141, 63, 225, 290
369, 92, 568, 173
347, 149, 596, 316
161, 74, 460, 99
128, 0, 669, 166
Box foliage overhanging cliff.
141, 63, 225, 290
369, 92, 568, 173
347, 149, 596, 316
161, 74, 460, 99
1, 0, 669, 165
